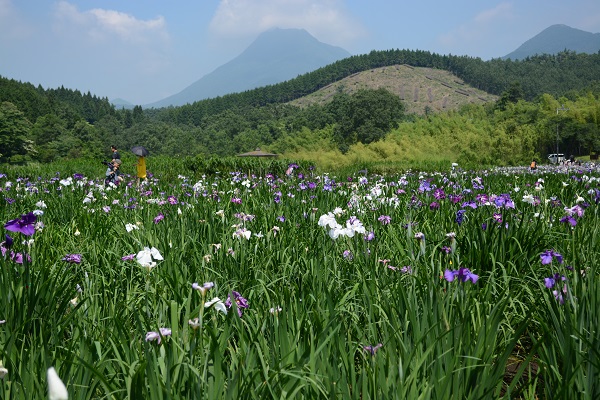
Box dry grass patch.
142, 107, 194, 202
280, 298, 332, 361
290, 64, 498, 115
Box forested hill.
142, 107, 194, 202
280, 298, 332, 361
1, 48, 600, 164
0, 77, 116, 124
3, 49, 600, 124
157, 49, 600, 124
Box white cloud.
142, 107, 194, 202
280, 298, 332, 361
208, 0, 365, 47
53, 1, 169, 45
473, 2, 513, 24
40, 2, 175, 104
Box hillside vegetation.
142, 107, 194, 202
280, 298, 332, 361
290, 64, 497, 115
1, 49, 600, 169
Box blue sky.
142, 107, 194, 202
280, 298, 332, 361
1, 0, 599, 105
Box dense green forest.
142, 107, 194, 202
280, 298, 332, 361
1, 49, 600, 168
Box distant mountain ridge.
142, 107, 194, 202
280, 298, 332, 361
112, 24, 597, 109
144, 28, 350, 108
111, 97, 133, 108
503, 24, 600, 60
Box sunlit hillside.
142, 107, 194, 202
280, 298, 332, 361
290, 64, 498, 115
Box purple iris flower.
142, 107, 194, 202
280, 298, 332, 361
364, 231, 375, 241
168, 195, 178, 205
553, 290, 565, 305
378, 215, 391, 225
234, 213, 255, 222
455, 209, 466, 225
549, 197, 562, 208
540, 250, 563, 265
559, 215, 577, 226
153, 213, 165, 224
494, 194, 515, 209
444, 268, 479, 283
410, 195, 423, 208
544, 273, 566, 289
3, 234, 13, 248
400, 266, 413, 274
12, 252, 31, 264
461, 201, 477, 209
476, 194, 489, 204
121, 253, 136, 261
363, 343, 383, 355
62, 254, 82, 264
493, 195, 505, 207
433, 188, 446, 200
4, 212, 37, 236
418, 180, 432, 192
225, 291, 249, 317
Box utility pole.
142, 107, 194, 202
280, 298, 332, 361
556, 104, 569, 158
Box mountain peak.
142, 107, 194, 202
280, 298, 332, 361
503, 24, 600, 60
111, 97, 134, 108
145, 28, 350, 108
259, 27, 311, 36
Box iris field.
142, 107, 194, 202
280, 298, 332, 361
1, 159, 599, 399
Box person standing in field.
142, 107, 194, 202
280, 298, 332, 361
105, 145, 120, 177
135, 156, 147, 186
105, 159, 122, 187
111, 145, 120, 161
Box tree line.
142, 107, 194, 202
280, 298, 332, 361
1, 49, 600, 165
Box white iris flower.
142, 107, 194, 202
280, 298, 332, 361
136, 247, 164, 268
